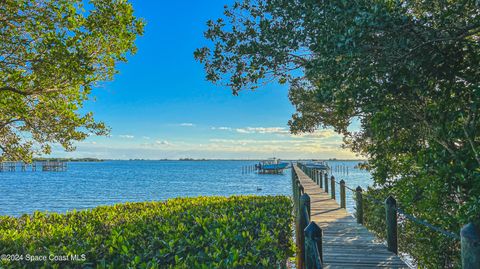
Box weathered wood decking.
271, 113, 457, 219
293, 165, 409, 269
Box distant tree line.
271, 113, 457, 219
33, 157, 103, 162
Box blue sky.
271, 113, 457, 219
56, 0, 358, 160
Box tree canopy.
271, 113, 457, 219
195, 0, 480, 267
0, 0, 144, 161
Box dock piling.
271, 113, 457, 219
385, 195, 398, 254
355, 186, 363, 224
340, 180, 346, 209
330, 176, 335, 200
461, 222, 480, 269
304, 222, 323, 269
324, 173, 328, 193
298, 193, 310, 269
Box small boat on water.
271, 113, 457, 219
305, 161, 329, 170
256, 158, 289, 174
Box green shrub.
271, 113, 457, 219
0, 196, 293, 268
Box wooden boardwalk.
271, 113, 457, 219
293, 165, 409, 268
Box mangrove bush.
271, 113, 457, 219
0, 195, 293, 268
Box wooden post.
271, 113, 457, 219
295, 191, 301, 269
304, 221, 323, 269
324, 173, 328, 193
297, 181, 303, 204
355, 186, 363, 224
330, 176, 336, 200
295, 179, 304, 267
298, 194, 311, 269
340, 180, 346, 209
294, 180, 299, 213
385, 196, 398, 254
461, 222, 480, 269
292, 169, 298, 212
298, 182, 304, 211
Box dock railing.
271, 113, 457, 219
293, 162, 480, 269
292, 166, 323, 269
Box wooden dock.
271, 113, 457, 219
0, 161, 66, 172
292, 164, 409, 268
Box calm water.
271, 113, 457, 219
325, 160, 373, 213
0, 160, 371, 216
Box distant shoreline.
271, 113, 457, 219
74, 158, 367, 162
16, 157, 368, 162
33, 158, 103, 162
32, 158, 367, 162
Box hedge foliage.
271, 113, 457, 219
0, 196, 293, 268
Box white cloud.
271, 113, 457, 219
291, 129, 338, 139
235, 128, 250, 134
215, 126, 340, 140
179, 123, 195, 127
142, 136, 151, 140
235, 127, 290, 135
69, 135, 359, 159
209, 139, 285, 144
211, 126, 232, 131
118, 135, 134, 139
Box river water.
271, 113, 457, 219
0, 160, 370, 216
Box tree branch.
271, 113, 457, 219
0, 86, 65, 96
0, 86, 28, 96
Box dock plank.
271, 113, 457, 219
293, 165, 409, 268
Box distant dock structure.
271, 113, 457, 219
0, 161, 67, 172
40, 161, 67, 172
